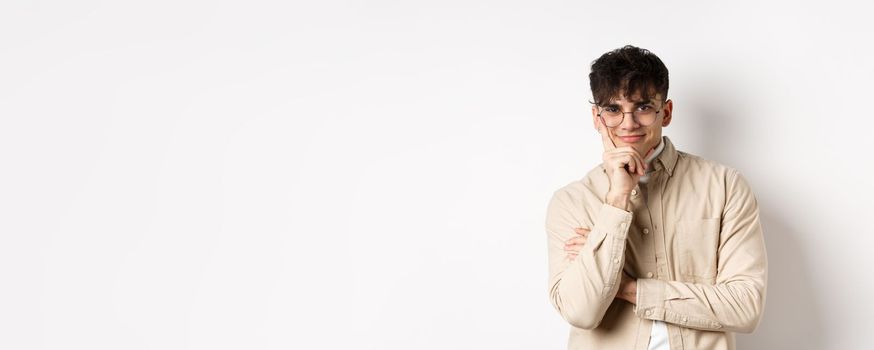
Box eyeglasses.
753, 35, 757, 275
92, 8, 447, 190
597, 101, 665, 128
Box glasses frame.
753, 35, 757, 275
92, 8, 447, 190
597, 100, 667, 128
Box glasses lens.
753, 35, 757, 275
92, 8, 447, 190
634, 109, 658, 126
600, 109, 623, 127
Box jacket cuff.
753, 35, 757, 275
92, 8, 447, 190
635, 278, 666, 321
597, 202, 632, 241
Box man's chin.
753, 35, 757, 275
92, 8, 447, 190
614, 140, 652, 155
625, 145, 645, 155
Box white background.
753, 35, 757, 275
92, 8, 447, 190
2, 1, 872, 349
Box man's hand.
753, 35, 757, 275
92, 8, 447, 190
616, 272, 637, 305
563, 227, 589, 261
597, 118, 653, 209
566, 227, 638, 304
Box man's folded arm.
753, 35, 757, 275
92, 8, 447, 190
545, 188, 633, 329
635, 170, 768, 333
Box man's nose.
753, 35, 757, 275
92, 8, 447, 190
620, 112, 640, 129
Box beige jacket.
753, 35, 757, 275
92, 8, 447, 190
545, 136, 767, 350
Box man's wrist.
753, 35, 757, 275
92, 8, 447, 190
617, 277, 638, 304
606, 191, 631, 211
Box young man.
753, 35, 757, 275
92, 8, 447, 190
545, 45, 767, 350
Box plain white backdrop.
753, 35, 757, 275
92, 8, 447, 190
2, 1, 873, 349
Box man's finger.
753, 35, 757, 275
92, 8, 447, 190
566, 237, 586, 243
633, 152, 645, 176
619, 148, 646, 173
607, 147, 646, 176
642, 148, 653, 173
566, 237, 586, 244
638, 147, 655, 175
565, 237, 586, 245
623, 150, 646, 176
614, 146, 655, 175
564, 245, 584, 253
610, 152, 643, 176
597, 117, 617, 151
574, 227, 590, 234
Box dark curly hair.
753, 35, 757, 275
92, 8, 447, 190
589, 45, 669, 106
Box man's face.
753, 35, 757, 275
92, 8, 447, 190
591, 92, 673, 157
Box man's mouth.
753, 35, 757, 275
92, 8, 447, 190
618, 134, 645, 143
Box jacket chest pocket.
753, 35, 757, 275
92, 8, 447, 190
676, 218, 721, 282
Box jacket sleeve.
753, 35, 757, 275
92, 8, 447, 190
634, 170, 768, 333
545, 188, 633, 329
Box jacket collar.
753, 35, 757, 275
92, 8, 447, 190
654, 136, 678, 177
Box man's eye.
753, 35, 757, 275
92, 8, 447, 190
604, 107, 619, 113
637, 105, 653, 111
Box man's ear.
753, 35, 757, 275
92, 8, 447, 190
661, 99, 673, 127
